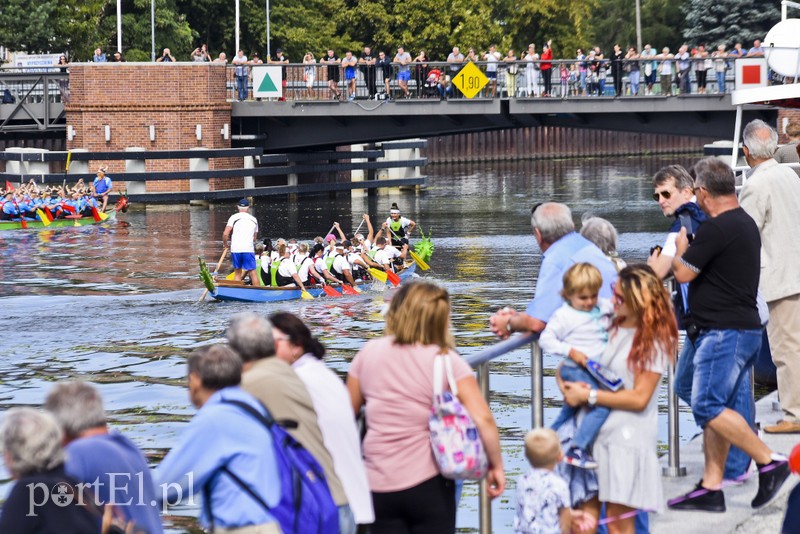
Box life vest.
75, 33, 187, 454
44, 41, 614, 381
270, 259, 282, 287
390, 220, 404, 235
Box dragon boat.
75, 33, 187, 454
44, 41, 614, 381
0, 196, 128, 231
199, 259, 418, 303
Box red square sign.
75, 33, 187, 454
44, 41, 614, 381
742, 65, 762, 85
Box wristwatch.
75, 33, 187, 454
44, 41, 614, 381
588, 389, 598, 407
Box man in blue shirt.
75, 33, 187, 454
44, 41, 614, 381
154, 344, 281, 533
44, 381, 164, 534
91, 167, 112, 212
490, 202, 619, 337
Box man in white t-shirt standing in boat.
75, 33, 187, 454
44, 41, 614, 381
222, 198, 260, 286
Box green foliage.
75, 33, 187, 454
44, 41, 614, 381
683, 0, 780, 47
0, 0, 57, 53
9, 0, 778, 63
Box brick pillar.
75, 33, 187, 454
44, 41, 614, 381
66, 63, 239, 193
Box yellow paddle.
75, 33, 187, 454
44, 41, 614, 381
301, 290, 314, 300
369, 268, 388, 283
409, 250, 430, 271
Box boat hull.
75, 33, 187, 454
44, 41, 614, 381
211, 263, 417, 303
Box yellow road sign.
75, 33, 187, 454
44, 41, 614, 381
452, 61, 489, 99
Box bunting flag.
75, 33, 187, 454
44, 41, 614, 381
36, 208, 53, 227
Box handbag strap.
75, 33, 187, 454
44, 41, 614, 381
433, 355, 458, 397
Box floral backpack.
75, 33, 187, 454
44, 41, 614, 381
428, 355, 488, 480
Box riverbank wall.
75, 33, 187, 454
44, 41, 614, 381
423, 127, 714, 164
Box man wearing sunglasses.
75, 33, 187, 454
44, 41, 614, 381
647, 164, 705, 279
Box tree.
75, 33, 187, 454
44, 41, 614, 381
0, 0, 57, 53
507, 0, 599, 59
683, 0, 781, 47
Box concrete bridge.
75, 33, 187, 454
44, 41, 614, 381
0, 68, 775, 151
232, 95, 775, 151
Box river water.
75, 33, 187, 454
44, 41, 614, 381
0, 155, 703, 531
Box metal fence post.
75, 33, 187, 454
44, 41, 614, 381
531, 341, 544, 428
663, 357, 687, 477
477, 363, 492, 534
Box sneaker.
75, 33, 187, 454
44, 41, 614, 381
667, 480, 726, 512
751, 456, 790, 508
563, 447, 598, 470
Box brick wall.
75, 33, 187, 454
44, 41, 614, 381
66, 63, 237, 192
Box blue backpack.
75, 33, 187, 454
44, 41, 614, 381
208, 399, 340, 534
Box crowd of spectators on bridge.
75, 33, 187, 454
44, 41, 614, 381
39, 37, 771, 104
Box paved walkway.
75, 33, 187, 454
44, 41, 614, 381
652, 391, 798, 533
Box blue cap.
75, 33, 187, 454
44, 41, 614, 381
238, 198, 249, 207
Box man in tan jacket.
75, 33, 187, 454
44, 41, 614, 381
740, 119, 800, 434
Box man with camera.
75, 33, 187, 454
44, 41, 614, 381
156, 48, 176, 63
647, 164, 754, 482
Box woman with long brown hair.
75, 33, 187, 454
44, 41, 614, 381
347, 281, 504, 533
561, 265, 678, 534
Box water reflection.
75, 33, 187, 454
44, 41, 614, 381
0, 154, 703, 531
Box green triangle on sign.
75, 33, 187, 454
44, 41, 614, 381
258, 72, 278, 92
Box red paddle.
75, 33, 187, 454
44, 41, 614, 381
322, 284, 342, 297
386, 270, 401, 286
341, 284, 360, 295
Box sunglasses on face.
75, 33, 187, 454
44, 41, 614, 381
652, 190, 673, 201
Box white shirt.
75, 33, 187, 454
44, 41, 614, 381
374, 245, 401, 266
226, 212, 258, 253
538, 299, 614, 361
292, 355, 374, 524
294, 254, 315, 282
332, 254, 350, 274
485, 52, 500, 73
277, 257, 298, 278
314, 256, 330, 274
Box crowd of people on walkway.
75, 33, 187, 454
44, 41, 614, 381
3, 118, 800, 533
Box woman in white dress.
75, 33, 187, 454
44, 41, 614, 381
561, 265, 678, 534
524, 44, 540, 97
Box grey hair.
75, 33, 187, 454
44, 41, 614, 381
1, 408, 65, 477
743, 119, 778, 160
531, 202, 575, 244
187, 344, 242, 390
693, 157, 736, 197
226, 312, 275, 362
652, 164, 694, 191
580, 216, 619, 255
44, 381, 106, 441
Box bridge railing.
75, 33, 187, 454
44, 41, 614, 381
464, 305, 686, 532
222, 57, 756, 102
0, 68, 68, 131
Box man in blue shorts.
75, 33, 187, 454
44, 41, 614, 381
669, 157, 789, 512
223, 198, 260, 285
342, 50, 358, 101
394, 47, 412, 98
91, 167, 112, 212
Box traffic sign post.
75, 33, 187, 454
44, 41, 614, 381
252, 66, 283, 98
451, 61, 489, 99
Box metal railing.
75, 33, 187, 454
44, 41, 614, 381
464, 316, 686, 532
0, 70, 68, 131
221, 57, 764, 102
